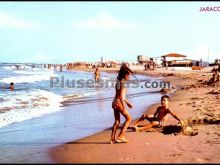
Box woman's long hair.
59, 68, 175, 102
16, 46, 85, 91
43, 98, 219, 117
117, 64, 134, 81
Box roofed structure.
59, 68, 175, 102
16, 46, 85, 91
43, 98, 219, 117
161, 53, 187, 58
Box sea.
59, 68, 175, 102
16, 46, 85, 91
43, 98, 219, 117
0, 63, 169, 147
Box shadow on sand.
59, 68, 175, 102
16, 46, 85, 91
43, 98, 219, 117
66, 141, 109, 145
161, 125, 182, 134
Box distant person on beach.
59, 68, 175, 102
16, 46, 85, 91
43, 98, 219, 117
218, 66, 220, 81
165, 61, 168, 70
8, 82, 14, 90
144, 64, 151, 71
59, 64, 63, 72
110, 64, 134, 144
209, 67, 220, 84
132, 95, 182, 132
94, 68, 100, 82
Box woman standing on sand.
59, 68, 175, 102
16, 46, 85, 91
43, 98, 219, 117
110, 64, 134, 143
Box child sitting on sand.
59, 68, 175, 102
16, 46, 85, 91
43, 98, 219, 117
132, 95, 182, 132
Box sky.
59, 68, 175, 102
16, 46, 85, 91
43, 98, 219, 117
0, 1, 220, 64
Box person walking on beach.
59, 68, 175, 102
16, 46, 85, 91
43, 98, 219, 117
132, 95, 182, 132
59, 64, 63, 72
94, 68, 100, 82
110, 64, 134, 143
165, 60, 168, 70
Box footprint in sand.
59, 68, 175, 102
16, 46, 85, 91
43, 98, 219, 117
195, 158, 207, 163
121, 157, 135, 161
205, 113, 215, 117
190, 97, 200, 100
206, 139, 220, 144
166, 153, 181, 157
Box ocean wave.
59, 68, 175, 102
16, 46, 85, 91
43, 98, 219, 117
2, 66, 17, 70
0, 71, 58, 84
2, 65, 33, 70
0, 89, 63, 128
61, 91, 100, 103
13, 69, 47, 75
0, 87, 108, 128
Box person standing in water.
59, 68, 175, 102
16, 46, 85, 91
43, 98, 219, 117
94, 68, 100, 82
110, 64, 134, 143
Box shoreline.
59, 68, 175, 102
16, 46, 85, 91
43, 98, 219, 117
50, 67, 220, 163
1, 66, 219, 163
0, 67, 163, 163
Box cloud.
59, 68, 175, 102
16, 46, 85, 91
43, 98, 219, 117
0, 10, 43, 29
73, 12, 142, 30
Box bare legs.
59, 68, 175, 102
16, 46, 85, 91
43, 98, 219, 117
135, 121, 160, 132
110, 110, 120, 143
133, 114, 159, 132
133, 114, 154, 126
118, 110, 132, 140
110, 107, 132, 143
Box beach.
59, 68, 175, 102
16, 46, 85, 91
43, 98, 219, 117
50, 67, 220, 163
0, 66, 219, 163
1, 2, 220, 163
0, 64, 162, 163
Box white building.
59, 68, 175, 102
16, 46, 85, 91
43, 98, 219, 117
152, 57, 163, 67
215, 59, 220, 65
137, 55, 151, 63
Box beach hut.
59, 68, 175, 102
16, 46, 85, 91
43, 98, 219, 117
161, 53, 190, 66
161, 53, 187, 61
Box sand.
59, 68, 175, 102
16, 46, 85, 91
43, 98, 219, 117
50, 66, 220, 163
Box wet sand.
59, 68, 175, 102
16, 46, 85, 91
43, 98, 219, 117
50, 67, 220, 163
